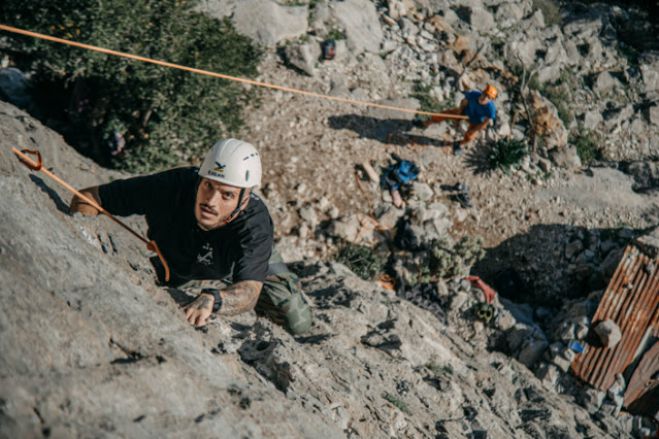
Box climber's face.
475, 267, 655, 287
194, 178, 243, 230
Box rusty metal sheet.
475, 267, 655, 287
571, 245, 659, 391
623, 342, 659, 417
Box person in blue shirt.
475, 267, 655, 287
424, 84, 498, 155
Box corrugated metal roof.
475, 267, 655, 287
623, 342, 659, 417
571, 244, 659, 392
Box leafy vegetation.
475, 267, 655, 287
487, 138, 529, 173
383, 392, 410, 414
411, 81, 452, 114
326, 27, 347, 41
335, 243, 387, 280
571, 130, 602, 165
429, 236, 484, 279
0, 0, 262, 172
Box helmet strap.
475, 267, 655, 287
224, 188, 248, 225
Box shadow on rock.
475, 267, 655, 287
472, 223, 653, 307
29, 174, 70, 213
327, 114, 444, 148
238, 326, 292, 394
164, 287, 195, 307
463, 141, 495, 176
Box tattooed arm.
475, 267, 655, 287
217, 280, 263, 316
183, 280, 263, 327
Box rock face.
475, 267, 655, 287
333, 0, 384, 54
0, 101, 634, 438
202, 0, 308, 46
528, 90, 568, 152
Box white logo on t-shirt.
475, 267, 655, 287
196, 243, 213, 266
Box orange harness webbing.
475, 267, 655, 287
12, 147, 171, 282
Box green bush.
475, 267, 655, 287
487, 138, 529, 173
429, 236, 484, 279
383, 392, 410, 414
411, 81, 451, 114
1, 0, 262, 172
335, 243, 386, 280
571, 131, 602, 165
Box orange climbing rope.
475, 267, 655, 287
0, 24, 468, 121
11, 147, 171, 282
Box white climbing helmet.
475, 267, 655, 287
198, 139, 262, 188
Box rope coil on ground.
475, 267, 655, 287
11, 147, 171, 282
0, 24, 468, 120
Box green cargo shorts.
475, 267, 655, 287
255, 272, 312, 335
255, 256, 313, 335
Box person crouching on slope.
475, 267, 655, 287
69, 139, 312, 335
424, 84, 498, 156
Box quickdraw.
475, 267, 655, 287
12, 147, 171, 282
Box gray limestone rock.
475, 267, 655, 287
334, 0, 384, 54
535, 362, 560, 389
640, 54, 659, 97
0, 68, 31, 110
549, 145, 582, 169
470, 7, 495, 33
284, 42, 321, 77
592, 71, 620, 95
411, 182, 434, 202
647, 105, 659, 126
578, 387, 606, 414
594, 319, 622, 348
232, 0, 308, 46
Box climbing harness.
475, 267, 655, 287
0, 24, 468, 121
11, 147, 171, 282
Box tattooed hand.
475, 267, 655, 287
184, 292, 215, 327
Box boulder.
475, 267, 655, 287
411, 182, 434, 202
624, 160, 659, 192
578, 387, 606, 414
299, 205, 320, 228
592, 71, 620, 95
583, 110, 603, 130
648, 105, 659, 126
334, 0, 384, 54
529, 90, 568, 151
283, 42, 321, 76
549, 145, 582, 169
387, 0, 410, 20
231, 0, 308, 46
535, 362, 560, 389
470, 7, 495, 33
640, 54, 659, 97
0, 68, 31, 110
330, 215, 361, 243
494, 2, 525, 28
594, 319, 622, 348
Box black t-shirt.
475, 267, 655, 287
98, 167, 273, 284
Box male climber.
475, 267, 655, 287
424, 84, 498, 156
69, 138, 312, 335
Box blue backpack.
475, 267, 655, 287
381, 159, 419, 191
